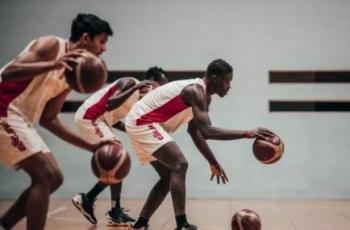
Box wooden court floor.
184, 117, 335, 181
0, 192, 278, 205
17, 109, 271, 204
1, 199, 350, 230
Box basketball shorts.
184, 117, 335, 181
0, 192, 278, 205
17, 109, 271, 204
75, 117, 118, 144
125, 122, 173, 165
0, 112, 50, 169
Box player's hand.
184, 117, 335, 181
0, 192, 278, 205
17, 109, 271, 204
89, 139, 121, 153
245, 127, 275, 140
210, 163, 229, 184
53, 49, 85, 71
135, 80, 159, 90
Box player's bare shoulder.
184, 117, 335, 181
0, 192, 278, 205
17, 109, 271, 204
30, 35, 61, 61
181, 83, 206, 105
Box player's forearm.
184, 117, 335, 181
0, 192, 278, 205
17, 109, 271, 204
201, 125, 247, 140
1, 61, 57, 82
40, 117, 93, 152
188, 125, 218, 165
107, 86, 137, 111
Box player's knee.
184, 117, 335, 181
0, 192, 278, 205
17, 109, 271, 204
50, 170, 64, 193
33, 168, 56, 188
173, 159, 188, 174
34, 167, 62, 190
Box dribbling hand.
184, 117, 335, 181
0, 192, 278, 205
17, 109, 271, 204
90, 139, 122, 153
137, 80, 159, 89
245, 127, 275, 141
54, 49, 85, 71
210, 163, 229, 184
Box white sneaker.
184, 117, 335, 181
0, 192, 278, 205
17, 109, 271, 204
72, 193, 97, 224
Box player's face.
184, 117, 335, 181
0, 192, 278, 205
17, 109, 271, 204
216, 73, 233, 97
85, 33, 109, 57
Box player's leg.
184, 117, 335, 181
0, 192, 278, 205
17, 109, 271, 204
154, 142, 187, 215
133, 161, 171, 229
72, 118, 110, 224
0, 117, 63, 230
151, 142, 196, 229
72, 181, 107, 224
140, 160, 171, 218
126, 123, 196, 229
0, 188, 30, 229
1, 152, 63, 230
106, 182, 135, 226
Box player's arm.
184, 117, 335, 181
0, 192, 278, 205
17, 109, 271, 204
107, 78, 156, 111
187, 119, 228, 184
113, 121, 126, 132
182, 84, 273, 140
1, 36, 82, 82
39, 89, 98, 152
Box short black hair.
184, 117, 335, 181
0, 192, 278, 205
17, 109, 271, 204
70, 13, 113, 42
144, 66, 167, 82
206, 59, 233, 77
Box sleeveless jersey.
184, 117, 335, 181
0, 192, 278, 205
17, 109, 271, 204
126, 78, 206, 133
0, 36, 69, 125
75, 78, 140, 126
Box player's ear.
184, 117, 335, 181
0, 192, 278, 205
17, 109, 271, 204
81, 33, 90, 44
211, 74, 218, 83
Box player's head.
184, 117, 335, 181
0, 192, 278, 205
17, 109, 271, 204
205, 59, 233, 97
144, 66, 168, 85
70, 13, 113, 56
138, 66, 168, 98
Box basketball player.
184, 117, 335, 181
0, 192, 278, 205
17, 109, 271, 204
0, 14, 113, 230
72, 67, 168, 226
125, 59, 275, 230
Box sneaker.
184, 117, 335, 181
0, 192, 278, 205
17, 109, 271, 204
175, 223, 198, 230
106, 208, 135, 226
72, 193, 97, 224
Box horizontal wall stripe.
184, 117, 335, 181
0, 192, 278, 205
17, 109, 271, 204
63, 101, 350, 113
270, 71, 350, 83
270, 101, 350, 112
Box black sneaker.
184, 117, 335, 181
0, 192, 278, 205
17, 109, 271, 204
72, 193, 97, 224
175, 223, 198, 230
106, 208, 135, 226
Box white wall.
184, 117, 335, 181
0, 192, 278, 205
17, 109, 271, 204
1, 0, 350, 199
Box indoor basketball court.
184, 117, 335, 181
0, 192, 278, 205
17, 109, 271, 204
1, 0, 350, 230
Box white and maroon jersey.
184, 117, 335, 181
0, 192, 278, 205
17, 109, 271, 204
0, 36, 69, 125
75, 78, 140, 126
125, 78, 206, 133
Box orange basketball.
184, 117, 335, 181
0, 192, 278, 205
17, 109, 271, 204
252, 135, 284, 164
231, 209, 261, 230
65, 51, 107, 93
91, 142, 131, 185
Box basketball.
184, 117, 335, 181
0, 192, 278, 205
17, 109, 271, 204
231, 209, 261, 230
65, 51, 107, 93
91, 142, 131, 185
252, 135, 284, 164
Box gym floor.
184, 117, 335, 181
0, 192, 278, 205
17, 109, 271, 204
1, 199, 350, 230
